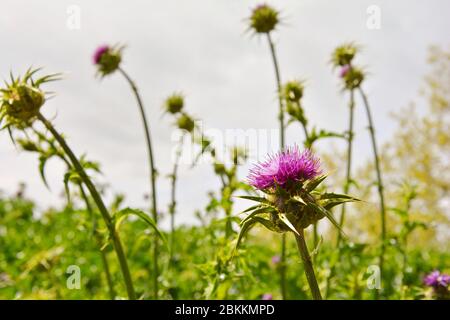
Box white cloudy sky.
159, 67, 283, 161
1, 0, 449, 227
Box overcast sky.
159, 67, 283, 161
1, 0, 449, 227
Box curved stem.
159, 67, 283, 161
359, 87, 387, 298
37, 112, 136, 299
325, 89, 355, 298
295, 230, 322, 300
118, 67, 159, 299
266, 31, 287, 300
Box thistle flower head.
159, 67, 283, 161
177, 113, 195, 132
424, 271, 450, 288
283, 80, 304, 103
331, 43, 358, 67
164, 93, 184, 114
249, 4, 279, 34
0, 68, 59, 129
248, 146, 321, 191
93, 44, 123, 77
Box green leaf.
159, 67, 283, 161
278, 213, 300, 235
241, 206, 274, 225
235, 218, 259, 249
113, 208, 167, 246
323, 199, 356, 211
38, 155, 50, 189
319, 192, 360, 201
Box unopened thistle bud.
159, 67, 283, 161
164, 93, 184, 114
177, 113, 195, 132
0, 68, 59, 129
331, 43, 358, 67
343, 67, 364, 90
283, 80, 304, 103
249, 4, 279, 34
93, 44, 123, 77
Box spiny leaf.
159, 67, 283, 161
38, 155, 50, 189
305, 174, 328, 192
308, 202, 346, 238
323, 199, 356, 211
235, 218, 259, 250
236, 195, 270, 204
319, 192, 360, 201
278, 213, 300, 235
241, 206, 274, 225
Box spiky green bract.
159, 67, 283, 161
0, 68, 60, 130
237, 174, 359, 249
343, 67, 365, 90
177, 113, 195, 132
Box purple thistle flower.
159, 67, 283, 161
271, 255, 281, 265
93, 45, 109, 65
424, 270, 450, 288
248, 146, 321, 191
261, 293, 273, 300
340, 64, 351, 78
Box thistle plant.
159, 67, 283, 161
237, 146, 359, 300
0, 68, 136, 299
93, 44, 160, 298
248, 3, 289, 298
327, 43, 387, 298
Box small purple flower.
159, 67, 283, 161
339, 64, 351, 78
271, 255, 281, 265
424, 270, 450, 288
261, 293, 273, 300
93, 45, 109, 65
248, 146, 321, 191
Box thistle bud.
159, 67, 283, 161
331, 43, 358, 67
0, 68, 58, 129
177, 114, 195, 132
343, 67, 364, 90
283, 80, 304, 103
93, 44, 123, 77
249, 4, 279, 34
164, 94, 184, 114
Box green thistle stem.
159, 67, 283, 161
267, 31, 287, 300
358, 87, 387, 298
37, 112, 136, 299
325, 88, 355, 298
118, 67, 159, 299
169, 136, 183, 264
295, 230, 322, 300
79, 184, 116, 299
